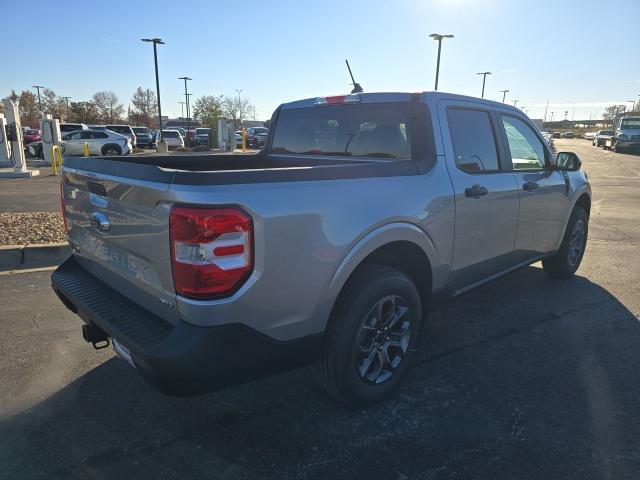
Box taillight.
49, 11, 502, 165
170, 206, 253, 299
59, 181, 69, 234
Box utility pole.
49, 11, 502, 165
32, 85, 45, 113
476, 72, 492, 98
179, 101, 185, 119
62, 96, 71, 120
235, 89, 243, 127
178, 76, 193, 134
543, 99, 549, 122
429, 33, 454, 91
499, 89, 509, 103
141, 37, 165, 148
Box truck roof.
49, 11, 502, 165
278, 91, 523, 114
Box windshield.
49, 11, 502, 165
272, 103, 412, 159
620, 119, 640, 129
253, 127, 268, 134
195, 129, 209, 134
599, 130, 614, 135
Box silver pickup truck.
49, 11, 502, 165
52, 92, 591, 406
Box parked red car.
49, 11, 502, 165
23, 129, 42, 144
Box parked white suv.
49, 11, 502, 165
61, 129, 132, 156
160, 129, 185, 149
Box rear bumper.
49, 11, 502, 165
51, 256, 322, 396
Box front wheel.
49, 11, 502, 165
542, 207, 588, 278
315, 265, 422, 407
102, 145, 122, 156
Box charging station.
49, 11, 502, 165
0, 114, 11, 167
40, 114, 62, 165
0, 98, 39, 177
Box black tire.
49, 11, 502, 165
613, 142, 623, 154
315, 265, 422, 407
542, 207, 588, 278
101, 144, 122, 156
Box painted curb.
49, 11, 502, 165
0, 242, 70, 271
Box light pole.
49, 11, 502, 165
429, 33, 454, 91
513, 99, 519, 108
32, 85, 45, 113
179, 101, 185, 119
141, 38, 165, 147
62, 96, 71, 120
476, 72, 492, 98
235, 89, 243, 127
178, 76, 192, 134
499, 89, 509, 103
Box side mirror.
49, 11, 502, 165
556, 151, 581, 171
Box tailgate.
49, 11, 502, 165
61, 157, 179, 325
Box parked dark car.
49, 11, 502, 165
132, 127, 154, 148
562, 131, 575, 138
552, 132, 562, 138
593, 130, 614, 147
195, 128, 211, 146
245, 127, 268, 148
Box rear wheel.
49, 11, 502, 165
315, 265, 422, 406
542, 207, 588, 278
613, 142, 624, 154
102, 144, 122, 156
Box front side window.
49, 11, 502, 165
447, 108, 500, 172
91, 132, 108, 139
68, 131, 84, 140
501, 115, 546, 170
272, 104, 412, 159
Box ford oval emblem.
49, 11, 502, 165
90, 212, 110, 232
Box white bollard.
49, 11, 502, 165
40, 114, 62, 165
0, 114, 11, 166
0, 98, 39, 177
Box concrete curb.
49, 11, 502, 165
0, 242, 70, 271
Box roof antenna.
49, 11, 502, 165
345, 59, 363, 94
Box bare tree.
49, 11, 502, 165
602, 104, 626, 122
131, 87, 157, 127
42, 88, 66, 119
222, 94, 253, 129
92, 90, 124, 123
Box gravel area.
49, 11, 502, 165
0, 212, 66, 245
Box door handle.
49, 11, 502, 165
523, 181, 539, 191
464, 184, 488, 199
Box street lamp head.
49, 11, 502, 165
477, 71, 492, 75
178, 76, 193, 81
429, 33, 454, 40
141, 38, 164, 44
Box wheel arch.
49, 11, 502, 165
324, 223, 441, 326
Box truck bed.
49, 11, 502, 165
62, 152, 422, 185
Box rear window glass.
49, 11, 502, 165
132, 127, 148, 134
163, 131, 180, 138
195, 128, 209, 134
272, 104, 412, 159
447, 108, 500, 172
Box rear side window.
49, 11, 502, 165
91, 132, 108, 139
447, 108, 500, 172
272, 104, 412, 159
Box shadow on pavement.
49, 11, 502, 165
2, 266, 640, 479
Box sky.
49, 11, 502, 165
2, 0, 639, 122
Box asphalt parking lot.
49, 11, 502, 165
1, 139, 639, 479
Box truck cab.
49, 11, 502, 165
606, 116, 640, 153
